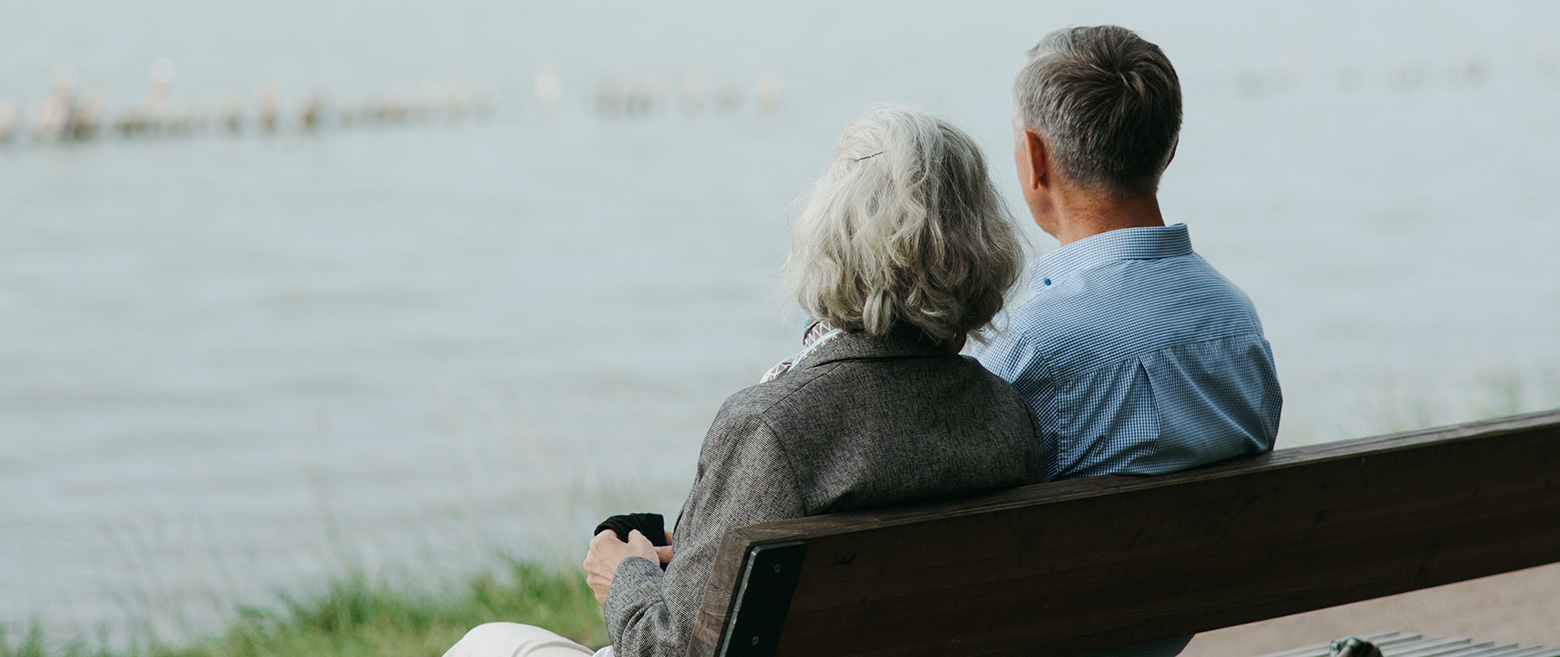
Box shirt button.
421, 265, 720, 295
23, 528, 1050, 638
1043, 278, 1051, 286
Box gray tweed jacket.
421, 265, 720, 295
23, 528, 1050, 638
602, 329, 1044, 656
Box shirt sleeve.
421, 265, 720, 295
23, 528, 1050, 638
603, 404, 806, 657
974, 330, 1049, 397
974, 330, 1058, 477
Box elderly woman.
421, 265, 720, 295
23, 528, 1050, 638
444, 108, 1043, 657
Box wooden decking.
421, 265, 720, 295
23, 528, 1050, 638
1182, 561, 1560, 657
1258, 632, 1560, 657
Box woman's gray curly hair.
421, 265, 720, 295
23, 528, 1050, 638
784, 108, 1025, 346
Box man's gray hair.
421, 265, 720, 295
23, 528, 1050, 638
785, 108, 1024, 346
1014, 25, 1182, 198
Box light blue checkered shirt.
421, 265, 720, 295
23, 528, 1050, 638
977, 223, 1281, 481
975, 223, 1282, 657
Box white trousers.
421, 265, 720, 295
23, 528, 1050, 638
442, 622, 614, 657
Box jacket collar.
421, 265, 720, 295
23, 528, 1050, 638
797, 326, 953, 370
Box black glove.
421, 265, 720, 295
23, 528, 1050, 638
594, 513, 669, 546
1330, 637, 1383, 657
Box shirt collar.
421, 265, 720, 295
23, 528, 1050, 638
1031, 223, 1193, 290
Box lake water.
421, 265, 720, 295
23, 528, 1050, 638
3, 0, 1558, 643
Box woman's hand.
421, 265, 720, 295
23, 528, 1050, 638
656, 530, 674, 565
583, 529, 659, 604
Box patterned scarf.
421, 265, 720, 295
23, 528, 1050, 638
760, 319, 843, 383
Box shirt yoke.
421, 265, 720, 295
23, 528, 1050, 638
1005, 252, 1264, 381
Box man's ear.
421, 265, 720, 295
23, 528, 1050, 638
1166, 137, 1179, 167
1024, 129, 1049, 190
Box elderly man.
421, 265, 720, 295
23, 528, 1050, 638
974, 25, 1283, 657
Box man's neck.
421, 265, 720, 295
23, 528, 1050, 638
1047, 193, 1166, 247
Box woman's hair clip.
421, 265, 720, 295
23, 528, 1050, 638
853, 151, 884, 162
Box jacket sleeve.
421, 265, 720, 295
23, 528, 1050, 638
603, 404, 805, 657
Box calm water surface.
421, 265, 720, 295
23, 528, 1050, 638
2, 0, 1558, 641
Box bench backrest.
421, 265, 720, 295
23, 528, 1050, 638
688, 409, 1560, 657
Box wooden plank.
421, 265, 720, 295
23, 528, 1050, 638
1403, 642, 1493, 657
688, 409, 1560, 657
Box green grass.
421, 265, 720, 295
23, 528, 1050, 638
0, 561, 607, 657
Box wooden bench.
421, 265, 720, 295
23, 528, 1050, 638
688, 408, 1560, 657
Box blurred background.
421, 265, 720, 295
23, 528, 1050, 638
2, 0, 1558, 648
